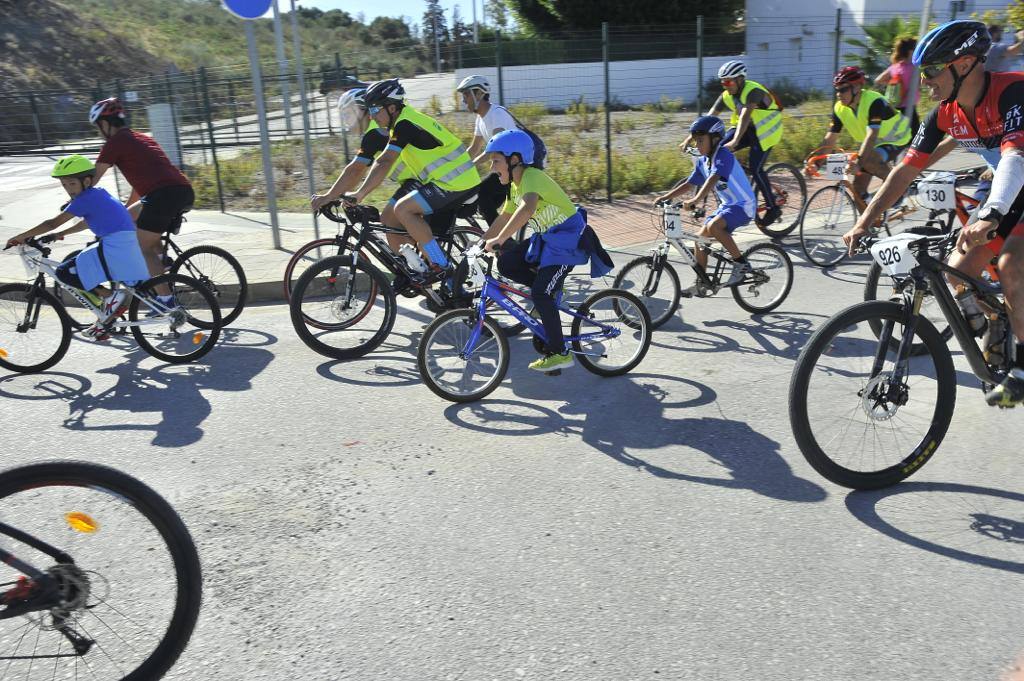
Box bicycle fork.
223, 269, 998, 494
867, 288, 924, 407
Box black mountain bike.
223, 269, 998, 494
56, 215, 247, 329
789, 229, 1016, 489
0, 461, 202, 679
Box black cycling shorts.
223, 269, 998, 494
137, 184, 195, 234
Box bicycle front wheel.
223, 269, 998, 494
789, 300, 956, 489
418, 309, 510, 402
572, 289, 652, 376
731, 243, 793, 314
0, 461, 202, 680
864, 262, 953, 354
613, 256, 681, 329
290, 256, 396, 360
756, 162, 807, 239
0, 283, 71, 374
128, 273, 222, 364
800, 185, 859, 267
171, 245, 247, 326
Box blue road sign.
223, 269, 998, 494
222, 0, 273, 20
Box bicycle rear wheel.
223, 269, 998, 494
171, 245, 247, 326
863, 262, 953, 354
800, 185, 859, 268
571, 289, 652, 376
0, 460, 202, 680
756, 162, 807, 239
418, 309, 509, 402
731, 243, 793, 314
290, 256, 396, 360
788, 300, 956, 489
283, 239, 348, 302
612, 256, 681, 329
0, 284, 71, 374
128, 273, 222, 364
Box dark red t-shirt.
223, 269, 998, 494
96, 128, 190, 197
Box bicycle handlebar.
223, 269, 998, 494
318, 200, 381, 225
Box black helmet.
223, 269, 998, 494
363, 78, 406, 108
913, 20, 991, 66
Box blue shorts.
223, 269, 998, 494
705, 205, 751, 234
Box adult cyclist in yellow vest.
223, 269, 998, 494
346, 78, 481, 284
815, 66, 912, 200
706, 60, 784, 227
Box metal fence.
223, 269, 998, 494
0, 7, 996, 239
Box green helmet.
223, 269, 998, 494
51, 155, 96, 178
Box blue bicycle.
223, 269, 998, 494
417, 244, 653, 402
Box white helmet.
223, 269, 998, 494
336, 87, 367, 131
717, 60, 747, 79
456, 74, 490, 94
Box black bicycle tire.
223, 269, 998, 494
863, 261, 954, 355
756, 162, 807, 239
571, 288, 652, 377
613, 255, 682, 329
283, 238, 345, 302
0, 283, 72, 374
799, 185, 859, 268
290, 256, 396, 360
127, 273, 222, 364
0, 460, 202, 681
171, 245, 248, 326
788, 300, 956, 489
730, 242, 794, 314
417, 309, 510, 402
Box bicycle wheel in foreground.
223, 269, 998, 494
418, 309, 510, 402
573, 289, 652, 376
800, 185, 858, 268
0, 284, 71, 374
731, 242, 794, 314
0, 461, 202, 680
789, 300, 956, 489
290, 256, 396, 360
171, 245, 248, 326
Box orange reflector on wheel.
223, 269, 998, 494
65, 512, 99, 533
192, 332, 205, 345
0, 349, 7, 359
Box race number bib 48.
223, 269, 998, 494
825, 154, 848, 180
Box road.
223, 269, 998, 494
0, 244, 1021, 680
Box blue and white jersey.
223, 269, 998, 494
686, 146, 756, 218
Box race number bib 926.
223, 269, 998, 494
869, 234, 919, 277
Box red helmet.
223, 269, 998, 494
89, 97, 125, 124
833, 66, 866, 87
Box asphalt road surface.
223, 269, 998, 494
0, 241, 1021, 680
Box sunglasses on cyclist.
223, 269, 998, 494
920, 62, 951, 79
368, 105, 384, 115
834, 85, 853, 95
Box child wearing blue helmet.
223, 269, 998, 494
655, 115, 756, 294
480, 129, 613, 372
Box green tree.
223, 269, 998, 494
485, 0, 510, 30
370, 16, 411, 41
422, 0, 450, 46
843, 16, 919, 76
505, 0, 740, 32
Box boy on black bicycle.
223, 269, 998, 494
480, 130, 613, 372
5, 155, 150, 340
654, 116, 756, 296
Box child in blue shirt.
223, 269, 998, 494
6, 155, 150, 339
655, 115, 755, 295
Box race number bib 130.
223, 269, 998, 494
825, 154, 848, 180
869, 233, 919, 277
916, 171, 956, 210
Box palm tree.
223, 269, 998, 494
843, 16, 919, 77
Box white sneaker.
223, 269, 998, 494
99, 290, 129, 322
725, 261, 753, 286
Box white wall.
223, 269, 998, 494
455, 55, 740, 109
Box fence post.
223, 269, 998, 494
602, 22, 612, 203
165, 72, 184, 169
832, 8, 842, 88
190, 72, 209, 164
333, 53, 350, 159
200, 67, 226, 213
28, 94, 44, 147
227, 79, 241, 143
696, 16, 704, 113
290, 0, 320, 239
495, 30, 504, 106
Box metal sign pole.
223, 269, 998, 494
290, 0, 319, 239
245, 20, 281, 248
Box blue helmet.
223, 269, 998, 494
484, 129, 534, 164
689, 115, 725, 136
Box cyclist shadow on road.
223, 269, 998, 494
648, 312, 827, 362
444, 365, 826, 503
56, 339, 275, 447
314, 330, 423, 388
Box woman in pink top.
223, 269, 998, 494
875, 37, 920, 134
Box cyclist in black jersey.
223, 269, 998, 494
843, 20, 1024, 406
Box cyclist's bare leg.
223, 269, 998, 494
998, 235, 1024, 343
706, 216, 742, 259
393, 195, 442, 263
381, 203, 415, 253
136, 229, 171, 295
946, 245, 993, 290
